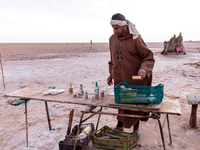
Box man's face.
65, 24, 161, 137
112, 25, 126, 36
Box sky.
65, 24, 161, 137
0, 0, 200, 43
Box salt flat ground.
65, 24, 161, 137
0, 42, 200, 150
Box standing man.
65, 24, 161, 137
107, 13, 155, 132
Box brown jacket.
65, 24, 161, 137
108, 33, 155, 128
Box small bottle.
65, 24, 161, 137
100, 90, 104, 98
91, 96, 95, 102
69, 83, 73, 94
85, 91, 88, 99
80, 84, 84, 95
78, 125, 92, 140
78, 91, 82, 99
94, 82, 99, 94
95, 90, 99, 100
73, 92, 77, 98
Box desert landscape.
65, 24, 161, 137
0, 41, 200, 150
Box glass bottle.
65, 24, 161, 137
95, 90, 99, 100
100, 89, 104, 98
80, 84, 84, 95
69, 83, 73, 94
94, 82, 99, 93
85, 91, 88, 99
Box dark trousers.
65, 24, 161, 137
117, 120, 139, 130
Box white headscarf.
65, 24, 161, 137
110, 19, 140, 39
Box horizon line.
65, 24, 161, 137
0, 40, 199, 44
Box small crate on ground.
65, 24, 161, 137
114, 82, 164, 104
59, 123, 94, 150
59, 140, 82, 150
91, 126, 138, 150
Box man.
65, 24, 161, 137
175, 44, 182, 55
107, 13, 155, 132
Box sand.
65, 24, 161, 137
0, 42, 200, 150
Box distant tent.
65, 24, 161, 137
161, 32, 186, 55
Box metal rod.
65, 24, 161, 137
0, 53, 6, 89
89, 110, 158, 119
95, 107, 102, 131
73, 112, 84, 150
24, 101, 28, 148
157, 118, 167, 150
83, 106, 97, 113
167, 114, 172, 145
81, 111, 96, 123
67, 109, 74, 135
45, 101, 52, 131
162, 114, 167, 129
81, 107, 102, 123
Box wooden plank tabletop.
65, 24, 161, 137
4, 87, 115, 107
186, 94, 200, 104
5, 87, 182, 115
159, 100, 182, 115
108, 101, 161, 110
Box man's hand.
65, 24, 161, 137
138, 69, 146, 80
107, 74, 113, 86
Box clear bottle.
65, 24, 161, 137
100, 89, 104, 98
73, 92, 77, 98
69, 83, 73, 94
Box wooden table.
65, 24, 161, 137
186, 94, 200, 128
5, 87, 182, 150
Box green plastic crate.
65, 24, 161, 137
114, 82, 164, 104
91, 126, 138, 150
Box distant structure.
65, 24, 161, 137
90, 40, 92, 50
161, 32, 186, 55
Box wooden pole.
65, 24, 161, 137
95, 107, 102, 131
73, 112, 84, 150
186, 95, 200, 128
189, 104, 198, 128
67, 109, 74, 135
25, 101, 29, 148
0, 53, 6, 89
90, 40, 92, 50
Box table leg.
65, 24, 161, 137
156, 118, 167, 150
162, 114, 173, 145
189, 104, 198, 128
162, 115, 167, 129
45, 101, 52, 131
166, 114, 172, 145
24, 101, 28, 148
95, 107, 102, 131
